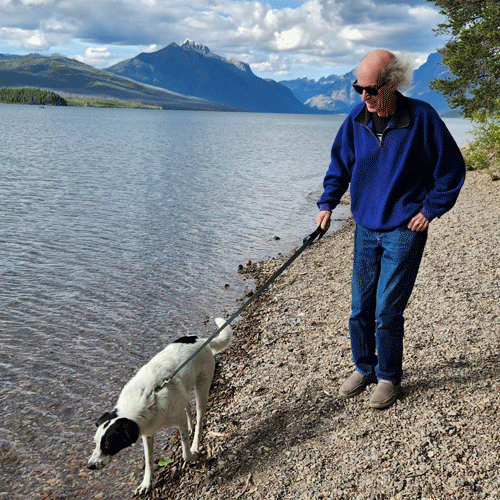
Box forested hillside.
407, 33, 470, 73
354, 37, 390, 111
0, 87, 68, 106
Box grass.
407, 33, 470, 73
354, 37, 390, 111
64, 96, 162, 109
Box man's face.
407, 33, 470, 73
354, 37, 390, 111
356, 67, 396, 116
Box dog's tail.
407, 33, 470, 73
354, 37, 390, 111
209, 318, 233, 354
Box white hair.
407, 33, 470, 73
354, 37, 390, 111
383, 53, 414, 90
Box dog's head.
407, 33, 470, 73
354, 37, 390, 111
87, 409, 140, 470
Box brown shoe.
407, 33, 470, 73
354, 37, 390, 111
369, 380, 401, 409
339, 371, 377, 398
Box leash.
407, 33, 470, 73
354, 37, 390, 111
154, 226, 326, 393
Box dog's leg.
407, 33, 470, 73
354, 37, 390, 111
178, 421, 198, 462
191, 378, 211, 456
135, 435, 154, 496
185, 404, 193, 435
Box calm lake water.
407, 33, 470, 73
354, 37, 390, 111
0, 104, 472, 499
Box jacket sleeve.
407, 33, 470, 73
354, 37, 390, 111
421, 114, 466, 220
317, 116, 354, 212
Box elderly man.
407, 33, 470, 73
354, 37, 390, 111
316, 50, 465, 409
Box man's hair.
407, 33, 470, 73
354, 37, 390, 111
382, 53, 414, 90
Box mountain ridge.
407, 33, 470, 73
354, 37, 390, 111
0, 46, 456, 115
280, 52, 454, 115
105, 41, 312, 114
0, 53, 239, 111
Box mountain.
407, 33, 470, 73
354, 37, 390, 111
0, 49, 454, 115
105, 40, 311, 114
280, 52, 455, 116
404, 52, 453, 115
0, 53, 236, 111
280, 71, 359, 114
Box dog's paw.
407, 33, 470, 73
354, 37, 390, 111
134, 482, 152, 496
185, 451, 200, 462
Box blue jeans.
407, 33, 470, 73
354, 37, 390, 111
349, 224, 427, 384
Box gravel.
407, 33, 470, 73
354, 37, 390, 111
152, 170, 500, 500
3, 170, 496, 500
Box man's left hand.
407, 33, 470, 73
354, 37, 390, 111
408, 212, 429, 232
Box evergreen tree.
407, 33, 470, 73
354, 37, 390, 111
0, 87, 68, 106
429, 0, 500, 118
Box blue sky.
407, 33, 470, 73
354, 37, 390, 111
0, 0, 448, 81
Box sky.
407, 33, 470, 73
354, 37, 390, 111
0, 0, 449, 81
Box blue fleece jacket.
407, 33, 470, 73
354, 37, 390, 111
317, 93, 466, 231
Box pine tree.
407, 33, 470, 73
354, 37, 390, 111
429, 0, 500, 119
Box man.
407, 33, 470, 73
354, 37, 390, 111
316, 50, 465, 409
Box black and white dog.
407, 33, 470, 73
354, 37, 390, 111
87, 318, 232, 495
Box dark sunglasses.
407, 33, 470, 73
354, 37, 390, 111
352, 80, 388, 96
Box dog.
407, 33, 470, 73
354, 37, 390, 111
87, 318, 232, 495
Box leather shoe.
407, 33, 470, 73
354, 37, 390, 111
369, 380, 401, 409
339, 371, 377, 398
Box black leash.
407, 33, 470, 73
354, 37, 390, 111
154, 226, 326, 393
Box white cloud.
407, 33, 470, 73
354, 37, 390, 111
341, 27, 364, 42
0, 0, 448, 78
274, 26, 305, 50
143, 44, 160, 52
40, 17, 77, 33
74, 48, 113, 67
408, 5, 441, 22
0, 27, 51, 50
26, 33, 48, 48
83, 46, 111, 61
251, 53, 290, 75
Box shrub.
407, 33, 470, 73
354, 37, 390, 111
463, 105, 500, 180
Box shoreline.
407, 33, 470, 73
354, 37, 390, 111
154, 169, 499, 500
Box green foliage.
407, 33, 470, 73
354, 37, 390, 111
157, 457, 175, 467
463, 104, 500, 179
430, 0, 500, 178
65, 96, 161, 109
0, 87, 68, 106
429, 0, 500, 119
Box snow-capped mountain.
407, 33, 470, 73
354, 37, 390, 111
106, 41, 310, 113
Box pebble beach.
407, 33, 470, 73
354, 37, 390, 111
5, 169, 494, 500
152, 169, 500, 500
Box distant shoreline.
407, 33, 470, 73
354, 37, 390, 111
0, 86, 466, 115
0, 90, 162, 109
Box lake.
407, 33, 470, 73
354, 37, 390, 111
0, 104, 472, 499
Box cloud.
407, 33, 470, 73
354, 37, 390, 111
75, 46, 113, 66
0, 27, 52, 50
143, 44, 161, 53
275, 26, 307, 50
0, 0, 446, 78
251, 53, 291, 75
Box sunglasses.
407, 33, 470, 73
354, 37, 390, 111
352, 80, 388, 96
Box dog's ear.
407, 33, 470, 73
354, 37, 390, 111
95, 409, 118, 427
101, 418, 140, 456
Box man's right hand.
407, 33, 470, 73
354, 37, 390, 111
316, 210, 332, 232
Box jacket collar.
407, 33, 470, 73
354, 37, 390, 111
354, 91, 411, 129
